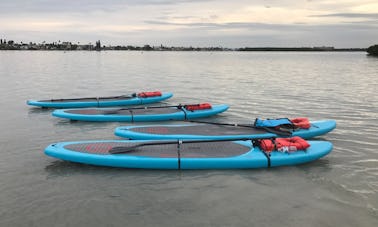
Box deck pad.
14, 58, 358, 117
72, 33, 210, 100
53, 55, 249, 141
130, 124, 266, 135
64, 141, 251, 158
40, 96, 134, 103
65, 107, 181, 115
115, 120, 336, 139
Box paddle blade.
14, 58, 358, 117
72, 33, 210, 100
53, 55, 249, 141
109, 146, 139, 154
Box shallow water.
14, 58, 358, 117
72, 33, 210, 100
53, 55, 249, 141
0, 51, 377, 226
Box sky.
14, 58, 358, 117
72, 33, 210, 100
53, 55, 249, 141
1, 0, 378, 48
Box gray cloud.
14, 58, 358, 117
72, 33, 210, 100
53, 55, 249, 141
4, 19, 377, 48
311, 13, 378, 19
125, 24, 378, 48
144, 20, 378, 31
0, 0, 213, 14
1, 0, 377, 48
139, 19, 378, 48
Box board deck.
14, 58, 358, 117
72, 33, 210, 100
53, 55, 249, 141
44, 140, 333, 169
52, 104, 229, 122
114, 120, 336, 140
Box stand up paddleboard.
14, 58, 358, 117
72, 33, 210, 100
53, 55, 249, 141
27, 91, 173, 108
114, 120, 336, 140
44, 138, 333, 169
52, 103, 229, 122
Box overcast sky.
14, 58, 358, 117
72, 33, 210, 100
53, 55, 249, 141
1, 0, 378, 48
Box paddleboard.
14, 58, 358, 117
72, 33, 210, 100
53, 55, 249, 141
27, 91, 173, 108
52, 104, 229, 122
114, 120, 336, 140
44, 139, 333, 169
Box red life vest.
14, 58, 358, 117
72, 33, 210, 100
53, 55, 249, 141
259, 139, 275, 152
259, 136, 310, 153
137, 91, 162, 98
290, 118, 311, 129
184, 103, 212, 111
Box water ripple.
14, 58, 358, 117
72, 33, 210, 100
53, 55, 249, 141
1, 51, 377, 226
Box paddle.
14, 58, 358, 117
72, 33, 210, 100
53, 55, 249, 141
187, 120, 254, 128
187, 120, 292, 136
105, 103, 215, 114
104, 104, 185, 114
108, 137, 267, 154
48, 93, 136, 102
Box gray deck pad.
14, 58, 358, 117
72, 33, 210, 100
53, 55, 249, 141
41, 96, 134, 102
130, 124, 268, 136
64, 141, 251, 158
66, 107, 181, 115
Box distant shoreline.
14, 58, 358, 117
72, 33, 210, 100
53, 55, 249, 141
237, 47, 366, 52
0, 47, 367, 52
0, 39, 367, 52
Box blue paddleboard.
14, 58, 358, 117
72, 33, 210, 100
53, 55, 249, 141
114, 120, 336, 140
27, 92, 173, 108
44, 139, 333, 169
52, 104, 229, 122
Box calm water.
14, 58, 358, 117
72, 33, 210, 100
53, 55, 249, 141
0, 51, 377, 227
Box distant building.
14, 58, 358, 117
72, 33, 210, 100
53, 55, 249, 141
62, 42, 72, 50
95, 40, 101, 51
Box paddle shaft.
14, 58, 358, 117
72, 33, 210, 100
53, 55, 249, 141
49, 94, 135, 102
104, 104, 187, 114
187, 120, 292, 136
108, 137, 270, 154
187, 120, 254, 128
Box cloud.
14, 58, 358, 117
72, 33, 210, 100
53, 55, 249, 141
0, 0, 214, 14
143, 19, 378, 31
1, 0, 377, 48
311, 13, 378, 19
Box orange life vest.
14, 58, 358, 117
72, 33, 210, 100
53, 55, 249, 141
290, 118, 311, 129
259, 136, 310, 153
137, 91, 162, 98
184, 103, 212, 111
